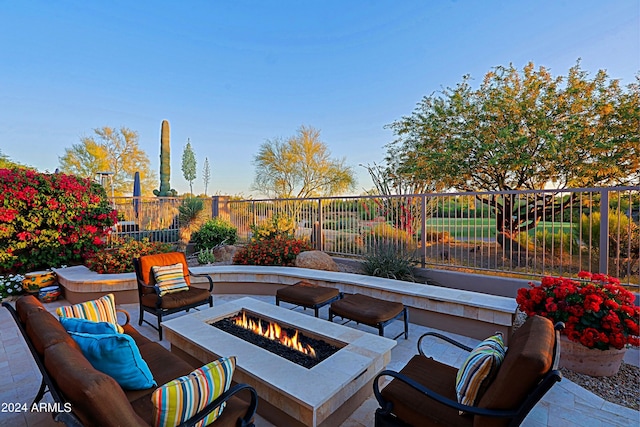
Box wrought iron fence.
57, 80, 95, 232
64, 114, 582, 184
109, 196, 216, 245
226, 187, 639, 286
110, 187, 639, 286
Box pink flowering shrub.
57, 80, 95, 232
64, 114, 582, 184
0, 168, 118, 273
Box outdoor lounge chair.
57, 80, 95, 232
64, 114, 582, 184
373, 315, 563, 427
133, 252, 213, 340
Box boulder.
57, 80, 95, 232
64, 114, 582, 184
295, 251, 339, 272
213, 245, 239, 263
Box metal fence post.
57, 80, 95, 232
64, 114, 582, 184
599, 189, 609, 275
211, 196, 219, 218
315, 199, 323, 251
421, 195, 426, 268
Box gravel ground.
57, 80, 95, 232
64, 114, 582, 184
561, 363, 639, 411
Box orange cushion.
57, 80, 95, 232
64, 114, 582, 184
138, 252, 191, 286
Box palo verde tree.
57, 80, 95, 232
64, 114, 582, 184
386, 61, 640, 246
59, 127, 155, 196
181, 138, 197, 195
253, 125, 356, 199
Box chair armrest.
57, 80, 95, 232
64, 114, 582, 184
137, 278, 159, 293
373, 370, 519, 419
188, 270, 214, 292
417, 332, 473, 356
116, 309, 130, 326
179, 383, 258, 427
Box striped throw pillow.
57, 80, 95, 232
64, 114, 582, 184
152, 356, 236, 427
152, 263, 190, 296
56, 293, 123, 334
455, 333, 506, 411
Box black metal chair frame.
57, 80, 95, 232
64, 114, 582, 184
133, 257, 214, 340
329, 304, 409, 340
275, 291, 343, 318
373, 323, 564, 427
3, 300, 258, 427
3, 301, 85, 427
179, 383, 258, 427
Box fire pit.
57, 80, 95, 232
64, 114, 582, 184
162, 297, 396, 427
211, 310, 341, 368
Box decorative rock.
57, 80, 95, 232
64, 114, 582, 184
295, 251, 339, 272
213, 245, 239, 263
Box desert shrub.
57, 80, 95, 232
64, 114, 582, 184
322, 217, 358, 231
579, 210, 638, 255
251, 214, 295, 240
362, 242, 416, 281
233, 236, 312, 266
361, 223, 415, 253
196, 248, 216, 264
423, 228, 452, 243
326, 234, 364, 254
84, 236, 172, 274
192, 218, 238, 251
358, 200, 378, 220
0, 168, 118, 273
178, 197, 207, 248
178, 197, 204, 222
517, 228, 579, 253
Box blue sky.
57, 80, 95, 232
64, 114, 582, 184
1, 0, 638, 196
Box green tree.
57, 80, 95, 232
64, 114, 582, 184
0, 150, 27, 169
253, 125, 356, 198
181, 139, 197, 195
202, 157, 211, 196
386, 61, 640, 243
59, 127, 155, 196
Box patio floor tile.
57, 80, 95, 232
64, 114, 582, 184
1, 294, 637, 427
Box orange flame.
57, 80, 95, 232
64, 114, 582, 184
232, 311, 317, 358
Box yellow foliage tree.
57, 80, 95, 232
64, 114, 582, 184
59, 127, 155, 196
252, 125, 356, 199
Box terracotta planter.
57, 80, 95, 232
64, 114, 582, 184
559, 335, 626, 377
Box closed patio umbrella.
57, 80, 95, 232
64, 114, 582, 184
133, 171, 141, 219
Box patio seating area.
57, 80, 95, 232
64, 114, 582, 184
2, 293, 639, 427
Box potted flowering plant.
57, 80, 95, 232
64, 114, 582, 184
0, 274, 24, 302
517, 271, 639, 376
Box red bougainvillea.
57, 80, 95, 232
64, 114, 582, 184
517, 271, 640, 350
0, 168, 118, 273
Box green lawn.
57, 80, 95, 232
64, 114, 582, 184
424, 218, 575, 240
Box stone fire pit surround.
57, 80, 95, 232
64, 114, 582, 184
162, 297, 397, 427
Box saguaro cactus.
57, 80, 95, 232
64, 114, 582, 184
153, 120, 177, 197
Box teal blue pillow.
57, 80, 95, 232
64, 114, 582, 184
59, 317, 118, 335
69, 331, 156, 390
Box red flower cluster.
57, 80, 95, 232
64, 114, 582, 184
517, 271, 639, 350
0, 168, 118, 273
232, 235, 312, 266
